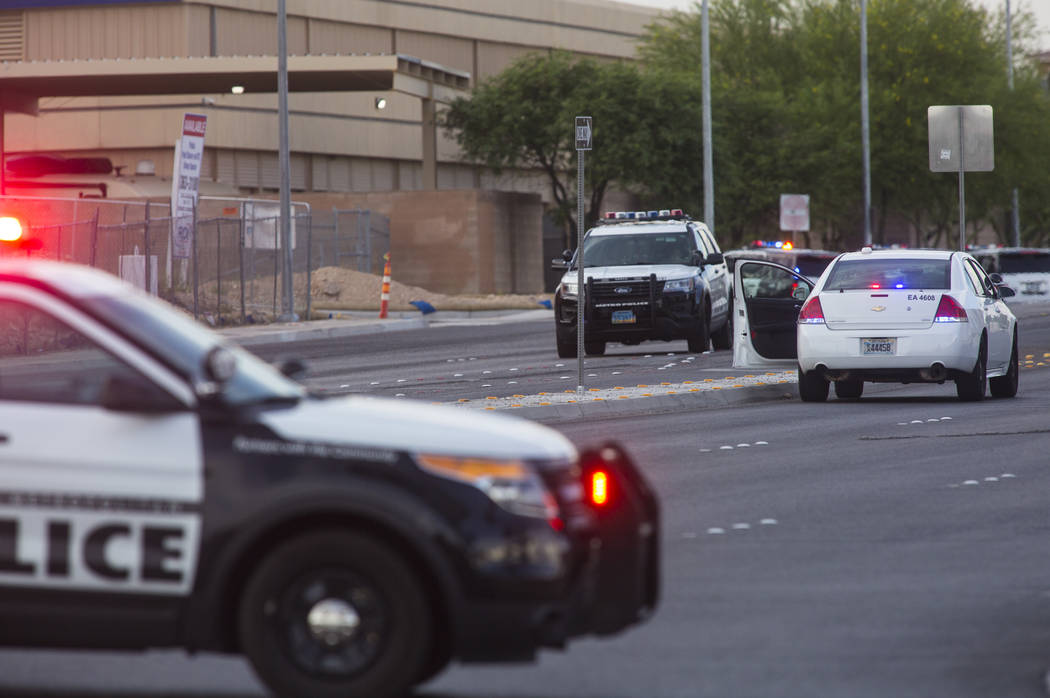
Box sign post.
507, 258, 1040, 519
575, 116, 591, 396
928, 105, 994, 250
779, 194, 810, 245
171, 112, 207, 283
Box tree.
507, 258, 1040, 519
442, 52, 696, 248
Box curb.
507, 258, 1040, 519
314, 307, 552, 320
462, 382, 797, 423
219, 316, 428, 347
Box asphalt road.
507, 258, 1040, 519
1, 304, 1049, 698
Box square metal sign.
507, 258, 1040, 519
780, 194, 810, 232
575, 116, 592, 151
928, 105, 994, 172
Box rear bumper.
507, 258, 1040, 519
454, 444, 660, 662
798, 322, 980, 376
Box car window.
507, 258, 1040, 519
823, 258, 950, 291
997, 251, 1050, 274
698, 228, 720, 256
0, 299, 167, 407
582, 232, 696, 267
739, 262, 811, 299
693, 229, 713, 258
963, 259, 992, 297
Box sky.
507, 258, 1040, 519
624, 0, 1050, 51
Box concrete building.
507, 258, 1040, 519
0, 0, 662, 295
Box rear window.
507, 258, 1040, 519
794, 254, 835, 277
997, 252, 1050, 274
823, 258, 950, 291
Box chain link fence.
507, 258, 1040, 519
0, 196, 390, 326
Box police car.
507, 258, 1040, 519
973, 247, 1050, 304
552, 209, 731, 356
0, 260, 659, 697
731, 248, 1018, 401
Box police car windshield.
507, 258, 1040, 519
82, 294, 305, 405
997, 252, 1050, 274
824, 258, 950, 291
580, 232, 694, 267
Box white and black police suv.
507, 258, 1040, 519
552, 209, 732, 357
0, 260, 659, 698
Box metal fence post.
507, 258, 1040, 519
239, 214, 246, 324
216, 219, 222, 321
192, 204, 199, 321
89, 207, 100, 268
272, 216, 279, 318
306, 212, 313, 320
364, 209, 372, 274
144, 201, 152, 295
333, 206, 340, 267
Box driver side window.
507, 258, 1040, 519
0, 299, 162, 407
740, 263, 811, 300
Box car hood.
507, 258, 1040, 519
258, 395, 577, 462
562, 264, 696, 283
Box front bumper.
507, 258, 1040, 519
454, 444, 660, 662
557, 287, 699, 343
798, 321, 980, 377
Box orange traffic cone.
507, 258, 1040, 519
379, 252, 391, 319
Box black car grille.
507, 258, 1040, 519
590, 279, 664, 308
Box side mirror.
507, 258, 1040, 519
988, 272, 1004, 285
550, 258, 568, 270
791, 285, 811, 301
562, 249, 574, 262
706, 252, 724, 266
691, 250, 703, 267
998, 285, 1016, 298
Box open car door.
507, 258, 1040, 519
732, 259, 815, 369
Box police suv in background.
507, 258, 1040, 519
552, 209, 732, 357
973, 246, 1050, 304
0, 261, 659, 698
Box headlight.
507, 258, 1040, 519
415, 454, 559, 520
559, 279, 578, 299
663, 277, 695, 293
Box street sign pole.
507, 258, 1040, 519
928, 105, 993, 251
575, 116, 591, 396
957, 107, 966, 251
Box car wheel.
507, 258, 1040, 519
238, 529, 432, 698
687, 315, 710, 353
710, 310, 733, 350
584, 340, 606, 356
556, 330, 577, 358
955, 338, 987, 402
989, 332, 1018, 398
834, 379, 863, 399
798, 366, 829, 402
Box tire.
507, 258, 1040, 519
556, 331, 577, 358
710, 309, 733, 350
955, 338, 987, 402
834, 379, 863, 399
584, 340, 606, 356
238, 529, 432, 698
414, 645, 453, 687
989, 333, 1018, 398
687, 315, 710, 353
798, 366, 829, 402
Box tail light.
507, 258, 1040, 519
0, 217, 23, 242
798, 296, 825, 324
934, 295, 968, 322
590, 470, 610, 506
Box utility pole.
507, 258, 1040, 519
860, 0, 872, 246
1007, 0, 1021, 247
701, 0, 714, 232
277, 0, 297, 321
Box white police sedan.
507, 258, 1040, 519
731, 248, 1018, 402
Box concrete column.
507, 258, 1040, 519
421, 97, 437, 190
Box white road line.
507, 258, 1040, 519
1002, 473, 1016, 478
707, 527, 725, 535
755, 441, 769, 446
719, 446, 734, 450
760, 519, 778, 525
984, 477, 999, 482
963, 480, 979, 485
700, 448, 712, 453
732, 523, 751, 530
736, 443, 751, 448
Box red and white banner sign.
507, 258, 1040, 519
171, 113, 208, 259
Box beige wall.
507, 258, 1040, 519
279, 189, 544, 294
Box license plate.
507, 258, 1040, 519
862, 338, 896, 355
1022, 281, 1045, 295
611, 310, 636, 325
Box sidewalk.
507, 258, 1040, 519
217, 314, 428, 347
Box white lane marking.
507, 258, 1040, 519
483, 370, 492, 374
755, 441, 769, 446
736, 443, 751, 448
507, 381, 518, 385
397, 379, 406, 383
700, 448, 712, 453
509, 368, 519, 372
1002, 473, 1016, 478
984, 477, 999, 482
732, 523, 751, 530
559, 376, 570, 379
453, 373, 463, 377
760, 519, 778, 525
446, 359, 454, 363
719, 446, 734, 450
963, 480, 979, 485
555, 363, 565, 367
395, 393, 406, 397
469, 357, 477, 361
898, 422, 909, 426
370, 381, 380, 386
340, 384, 350, 388
668, 353, 676, 356
482, 384, 492, 388
612, 371, 623, 375
927, 418, 940, 422
644, 354, 652, 358
910, 420, 923, 424
707, 527, 725, 535
588, 373, 597, 377
941, 416, 953, 420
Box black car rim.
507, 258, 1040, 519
274, 567, 388, 678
